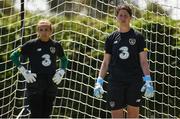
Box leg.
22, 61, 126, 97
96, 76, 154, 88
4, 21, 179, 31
43, 77, 57, 118
26, 75, 45, 118
42, 95, 56, 118
126, 79, 144, 118
28, 93, 43, 118
111, 109, 124, 118
127, 105, 139, 118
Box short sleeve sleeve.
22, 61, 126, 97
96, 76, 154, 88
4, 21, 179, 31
56, 42, 65, 58
137, 34, 148, 53
104, 35, 113, 54
20, 41, 32, 57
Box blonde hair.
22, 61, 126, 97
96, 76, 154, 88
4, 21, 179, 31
36, 19, 53, 31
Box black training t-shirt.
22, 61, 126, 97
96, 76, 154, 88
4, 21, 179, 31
20, 39, 65, 74
105, 28, 147, 81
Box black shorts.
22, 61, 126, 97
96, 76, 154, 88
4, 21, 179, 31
107, 78, 144, 110
26, 74, 57, 97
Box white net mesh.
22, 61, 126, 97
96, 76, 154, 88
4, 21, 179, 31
0, 0, 180, 118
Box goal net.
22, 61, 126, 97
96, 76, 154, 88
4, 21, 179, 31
0, 0, 180, 118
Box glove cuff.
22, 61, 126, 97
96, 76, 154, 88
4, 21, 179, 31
96, 77, 104, 85
60, 68, 66, 70
143, 75, 151, 81
18, 66, 26, 73
57, 68, 64, 72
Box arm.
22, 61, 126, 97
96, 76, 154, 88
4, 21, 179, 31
94, 34, 112, 98
56, 42, 68, 69
10, 48, 21, 67
10, 48, 36, 83
10, 41, 31, 67
59, 55, 68, 69
139, 51, 150, 76
94, 53, 111, 98
53, 55, 68, 85
139, 51, 154, 98
98, 53, 111, 78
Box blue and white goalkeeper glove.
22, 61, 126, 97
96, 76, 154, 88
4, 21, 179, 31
94, 77, 105, 99
18, 66, 37, 83
141, 75, 154, 98
53, 68, 65, 85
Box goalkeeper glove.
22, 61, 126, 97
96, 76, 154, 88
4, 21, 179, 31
52, 68, 65, 85
18, 66, 37, 83
141, 75, 154, 98
94, 77, 105, 99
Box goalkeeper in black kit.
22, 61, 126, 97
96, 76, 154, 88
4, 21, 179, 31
10, 19, 68, 118
93, 4, 154, 118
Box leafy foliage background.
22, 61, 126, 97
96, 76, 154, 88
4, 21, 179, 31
0, 0, 180, 118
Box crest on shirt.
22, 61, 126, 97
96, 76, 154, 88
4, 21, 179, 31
129, 38, 136, 45
136, 99, 141, 103
109, 101, 115, 108
113, 40, 118, 44
37, 48, 42, 51
50, 47, 55, 54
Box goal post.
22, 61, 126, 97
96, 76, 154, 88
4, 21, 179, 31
0, 0, 180, 118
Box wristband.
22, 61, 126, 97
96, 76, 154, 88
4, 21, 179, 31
143, 75, 151, 81
96, 77, 104, 85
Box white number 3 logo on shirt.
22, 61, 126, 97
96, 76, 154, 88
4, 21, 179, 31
119, 46, 129, 59
42, 54, 51, 67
